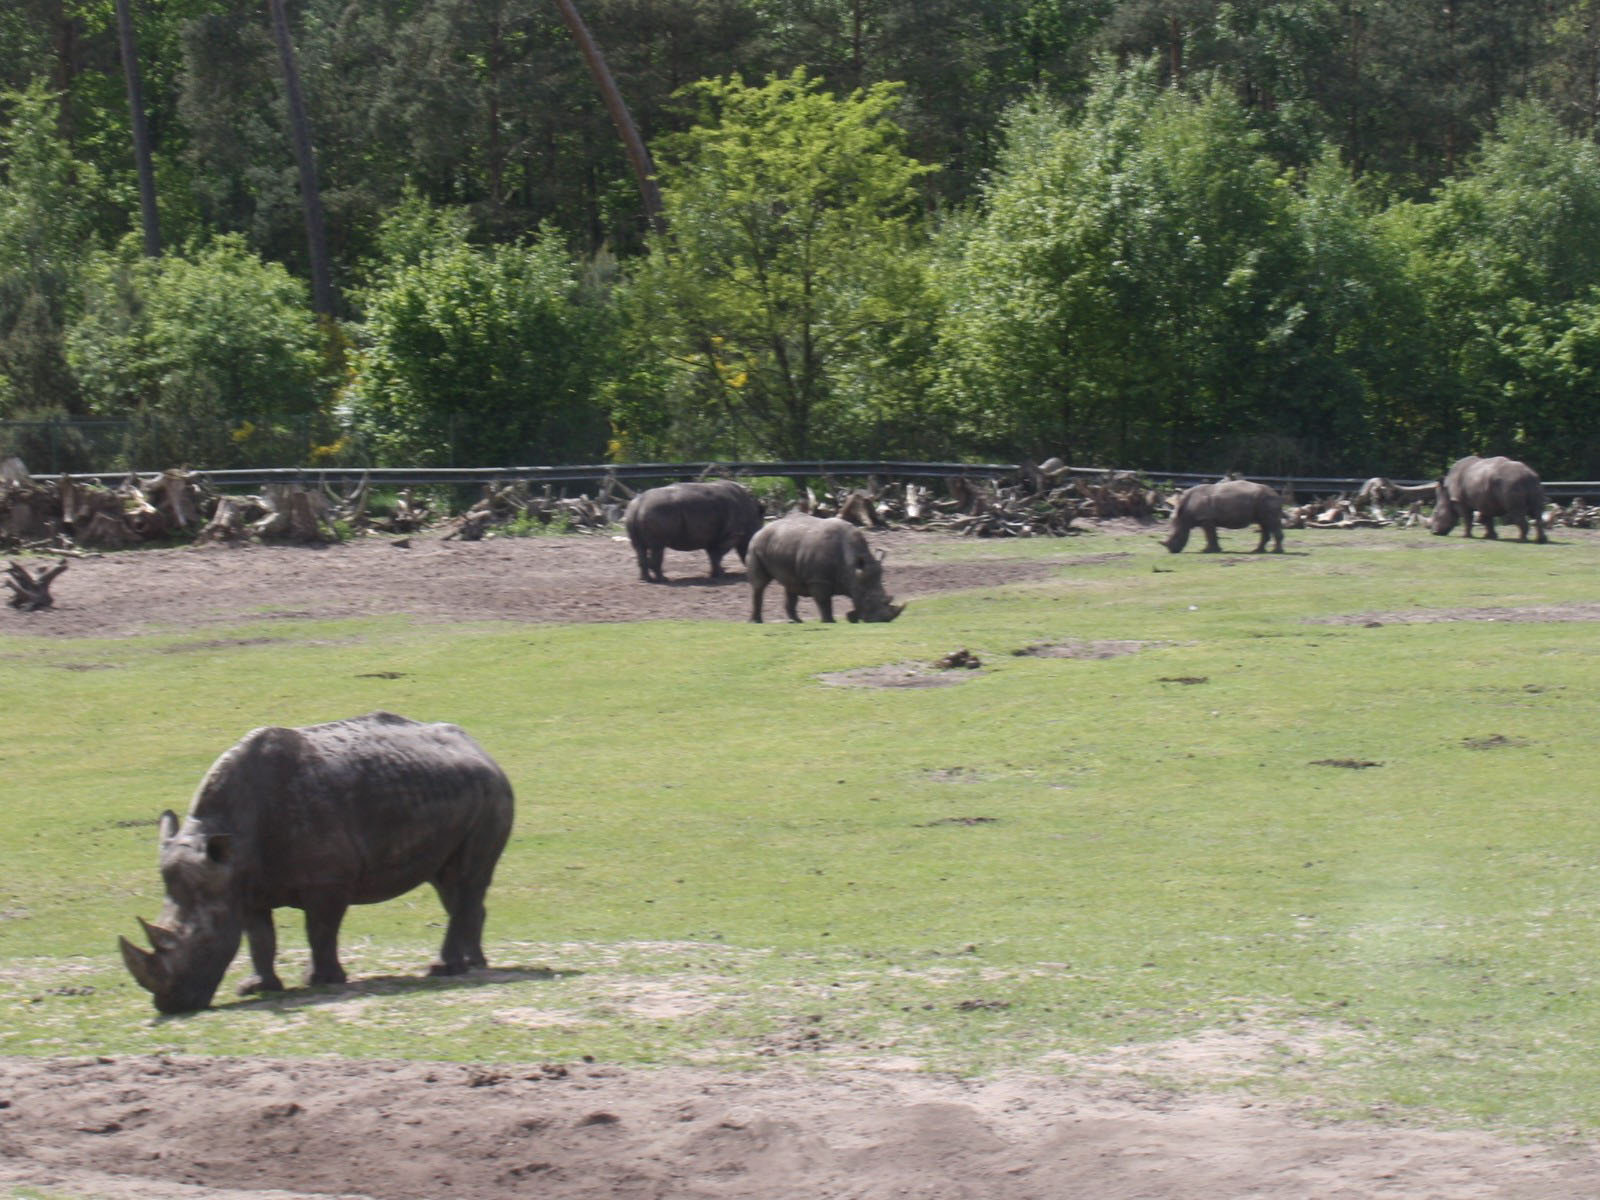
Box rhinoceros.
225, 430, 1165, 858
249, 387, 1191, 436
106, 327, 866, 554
119, 712, 514, 1014
1162, 480, 1285, 553
624, 480, 765, 582
747, 514, 904, 623
1429, 455, 1547, 542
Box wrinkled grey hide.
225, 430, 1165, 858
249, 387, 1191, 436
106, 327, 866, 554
1429, 455, 1547, 542
747, 514, 904, 623
624, 481, 765, 582
119, 712, 514, 1014
1163, 480, 1285, 554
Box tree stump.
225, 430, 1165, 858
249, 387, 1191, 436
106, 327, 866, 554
5, 559, 67, 610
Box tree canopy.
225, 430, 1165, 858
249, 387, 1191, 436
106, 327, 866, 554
8, 1, 1600, 477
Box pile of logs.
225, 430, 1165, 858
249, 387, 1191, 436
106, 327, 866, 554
1543, 498, 1600, 528
801, 460, 1168, 537
13, 454, 1588, 553
0, 458, 375, 552
1286, 476, 1600, 531
444, 476, 633, 541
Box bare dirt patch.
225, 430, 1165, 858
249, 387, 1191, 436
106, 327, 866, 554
0, 528, 1079, 640
1312, 603, 1600, 626
4, 1053, 1599, 1200
818, 661, 979, 688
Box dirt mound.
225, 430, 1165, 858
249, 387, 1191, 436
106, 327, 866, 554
3, 1055, 1598, 1200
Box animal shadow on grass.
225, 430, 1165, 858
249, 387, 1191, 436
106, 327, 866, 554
662, 571, 748, 588
1212, 549, 1312, 559
215, 965, 585, 1014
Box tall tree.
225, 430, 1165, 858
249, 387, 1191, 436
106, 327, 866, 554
1384, 101, 1600, 476
621, 69, 937, 459
0, 83, 99, 417
114, 0, 161, 256
266, 0, 334, 314
549, 0, 664, 232
935, 69, 1322, 469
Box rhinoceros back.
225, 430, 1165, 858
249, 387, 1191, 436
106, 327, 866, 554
747, 514, 866, 587
625, 481, 761, 551
191, 711, 514, 907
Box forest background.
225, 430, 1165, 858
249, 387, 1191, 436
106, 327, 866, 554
6, 0, 1600, 480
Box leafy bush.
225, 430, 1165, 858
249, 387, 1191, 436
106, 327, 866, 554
350, 198, 612, 468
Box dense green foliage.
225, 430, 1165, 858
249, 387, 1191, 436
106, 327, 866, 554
353, 197, 611, 465
7, 1, 1600, 475
616, 71, 937, 459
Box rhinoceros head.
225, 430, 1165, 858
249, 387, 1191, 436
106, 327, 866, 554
1428, 481, 1457, 535
119, 810, 244, 1014
845, 547, 904, 622
846, 595, 905, 622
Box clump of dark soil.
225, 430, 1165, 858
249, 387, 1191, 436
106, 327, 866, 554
1014, 639, 1162, 659
1462, 733, 1530, 750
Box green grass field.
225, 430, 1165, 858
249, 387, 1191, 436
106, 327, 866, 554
2, 525, 1597, 1137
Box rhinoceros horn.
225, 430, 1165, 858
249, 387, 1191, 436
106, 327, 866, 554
120, 916, 180, 994
138, 915, 181, 952
119, 932, 166, 993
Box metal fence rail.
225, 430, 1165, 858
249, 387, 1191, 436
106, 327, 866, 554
51, 460, 1600, 500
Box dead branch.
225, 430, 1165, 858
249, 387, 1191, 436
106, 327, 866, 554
5, 558, 67, 610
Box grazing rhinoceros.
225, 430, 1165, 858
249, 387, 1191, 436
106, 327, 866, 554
1162, 479, 1285, 554
1429, 455, 1547, 542
119, 712, 514, 1014
624, 480, 765, 582
747, 514, 904, 623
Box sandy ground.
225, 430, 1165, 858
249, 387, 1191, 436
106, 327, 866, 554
4, 521, 1600, 1198
0, 526, 1087, 639
4, 1054, 1600, 1200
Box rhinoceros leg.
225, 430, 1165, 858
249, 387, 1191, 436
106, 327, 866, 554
748, 563, 770, 621
1481, 515, 1498, 539
647, 544, 667, 581
429, 873, 489, 976
1200, 523, 1222, 552
811, 588, 836, 623
304, 902, 350, 986
1253, 523, 1283, 553
237, 908, 285, 995
783, 589, 804, 623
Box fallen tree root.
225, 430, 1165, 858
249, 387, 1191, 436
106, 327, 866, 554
5, 558, 67, 610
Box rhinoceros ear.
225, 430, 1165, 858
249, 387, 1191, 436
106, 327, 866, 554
158, 810, 180, 846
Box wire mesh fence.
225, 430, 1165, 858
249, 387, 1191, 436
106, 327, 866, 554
0, 415, 374, 475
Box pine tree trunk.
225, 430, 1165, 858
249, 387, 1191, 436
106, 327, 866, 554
266, 0, 336, 315
115, 0, 161, 257
549, 0, 665, 234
